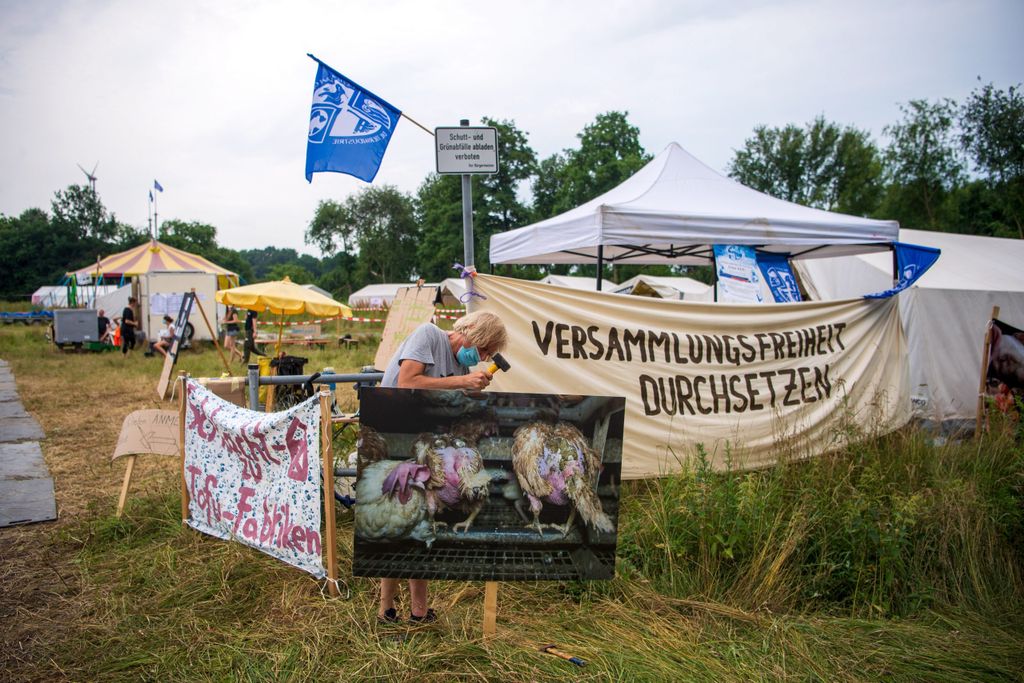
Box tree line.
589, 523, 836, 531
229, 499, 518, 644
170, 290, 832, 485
1, 79, 1019, 302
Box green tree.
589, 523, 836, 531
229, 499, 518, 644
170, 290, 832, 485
531, 152, 568, 221
307, 186, 419, 283
959, 80, 1024, 237
728, 116, 884, 215
558, 111, 651, 211
414, 118, 538, 279
50, 184, 119, 241
414, 173, 464, 280
267, 263, 315, 283
880, 99, 965, 230
159, 219, 218, 252
0, 208, 80, 300
305, 199, 354, 253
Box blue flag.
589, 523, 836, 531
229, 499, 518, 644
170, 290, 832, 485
149, 190, 153, 202
154, 179, 164, 192
864, 242, 941, 299
757, 253, 802, 302
305, 54, 401, 183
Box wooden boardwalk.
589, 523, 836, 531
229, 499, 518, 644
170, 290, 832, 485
0, 359, 56, 527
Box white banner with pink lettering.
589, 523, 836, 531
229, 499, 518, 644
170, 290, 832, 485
183, 380, 324, 578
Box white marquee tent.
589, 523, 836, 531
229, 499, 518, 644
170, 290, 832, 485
489, 142, 899, 267
795, 229, 1024, 423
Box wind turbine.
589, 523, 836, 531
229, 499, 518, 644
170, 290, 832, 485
76, 162, 99, 193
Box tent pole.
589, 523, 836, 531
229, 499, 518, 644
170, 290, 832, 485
596, 246, 604, 291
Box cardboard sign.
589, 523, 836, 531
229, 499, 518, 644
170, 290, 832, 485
373, 285, 438, 370
183, 380, 324, 577
353, 388, 625, 582
112, 409, 180, 460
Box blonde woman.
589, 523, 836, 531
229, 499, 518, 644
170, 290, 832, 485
376, 310, 508, 623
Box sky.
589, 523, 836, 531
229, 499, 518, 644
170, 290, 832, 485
0, 0, 1021, 258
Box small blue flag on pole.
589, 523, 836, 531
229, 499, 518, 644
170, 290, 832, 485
149, 190, 153, 202
154, 179, 164, 192
305, 54, 402, 183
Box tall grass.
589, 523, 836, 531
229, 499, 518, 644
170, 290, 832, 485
618, 424, 1024, 618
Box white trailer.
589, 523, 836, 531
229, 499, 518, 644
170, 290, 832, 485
139, 271, 223, 342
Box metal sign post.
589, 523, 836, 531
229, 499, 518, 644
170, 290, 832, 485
435, 121, 499, 313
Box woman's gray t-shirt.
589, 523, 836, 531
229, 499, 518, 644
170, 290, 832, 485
381, 323, 467, 388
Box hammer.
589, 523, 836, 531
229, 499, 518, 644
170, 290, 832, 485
540, 644, 586, 667
487, 353, 511, 375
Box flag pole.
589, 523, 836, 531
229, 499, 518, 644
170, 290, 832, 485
400, 113, 434, 137
153, 191, 159, 237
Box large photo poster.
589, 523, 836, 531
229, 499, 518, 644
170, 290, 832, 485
986, 318, 1024, 418
353, 388, 625, 582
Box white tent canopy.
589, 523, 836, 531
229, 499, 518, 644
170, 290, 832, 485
795, 229, 1024, 422
490, 142, 899, 266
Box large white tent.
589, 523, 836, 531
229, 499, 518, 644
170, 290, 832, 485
489, 142, 899, 267
795, 229, 1024, 423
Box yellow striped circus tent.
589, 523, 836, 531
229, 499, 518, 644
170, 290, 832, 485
68, 239, 239, 288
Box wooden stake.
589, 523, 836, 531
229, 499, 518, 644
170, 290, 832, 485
319, 389, 340, 597
115, 455, 137, 518
191, 288, 232, 376
483, 581, 498, 638
975, 305, 1001, 438
179, 374, 190, 523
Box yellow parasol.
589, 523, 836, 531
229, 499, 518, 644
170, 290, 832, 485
215, 277, 352, 355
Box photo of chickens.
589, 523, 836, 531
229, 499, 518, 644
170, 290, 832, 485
353, 388, 625, 582
986, 318, 1024, 419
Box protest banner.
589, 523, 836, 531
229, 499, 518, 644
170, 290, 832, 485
180, 379, 336, 584
474, 274, 911, 477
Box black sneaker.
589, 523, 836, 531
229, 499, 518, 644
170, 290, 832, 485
409, 608, 437, 623
377, 607, 398, 624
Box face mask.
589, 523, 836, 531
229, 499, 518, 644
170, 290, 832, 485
456, 345, 481, 367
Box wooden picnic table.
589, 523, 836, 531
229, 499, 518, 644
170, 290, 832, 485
255, 337, 331, 351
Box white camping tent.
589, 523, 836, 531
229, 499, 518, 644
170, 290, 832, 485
795, 229, 1024, 423
348, 282, 439, 308
539, 274, 617, 291
611, 274, 714, 301
490, 142, 899, 267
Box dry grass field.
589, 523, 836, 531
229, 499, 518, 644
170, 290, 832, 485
1, 322, 1022, 682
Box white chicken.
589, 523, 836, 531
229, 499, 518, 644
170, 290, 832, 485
354, 459, 436, 547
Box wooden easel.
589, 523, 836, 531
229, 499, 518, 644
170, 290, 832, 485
975, 305, 1000, 438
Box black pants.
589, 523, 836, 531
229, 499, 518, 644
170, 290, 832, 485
241, 333, 264, 364
121, 326, 136, 354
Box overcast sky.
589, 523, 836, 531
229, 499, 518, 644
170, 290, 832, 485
1, 0, 1020, 258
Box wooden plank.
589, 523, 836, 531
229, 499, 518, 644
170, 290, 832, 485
320, 390, 339, 596
0, 442, 47, 479
483, 581, 498, 638
0, 477, 57, 527
0, 416, 44, 442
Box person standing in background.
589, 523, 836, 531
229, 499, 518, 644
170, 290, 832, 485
241, 308, 265, 364
119, 297, 138, 356
97, 309, 111, 344
221, 305, 243, 362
